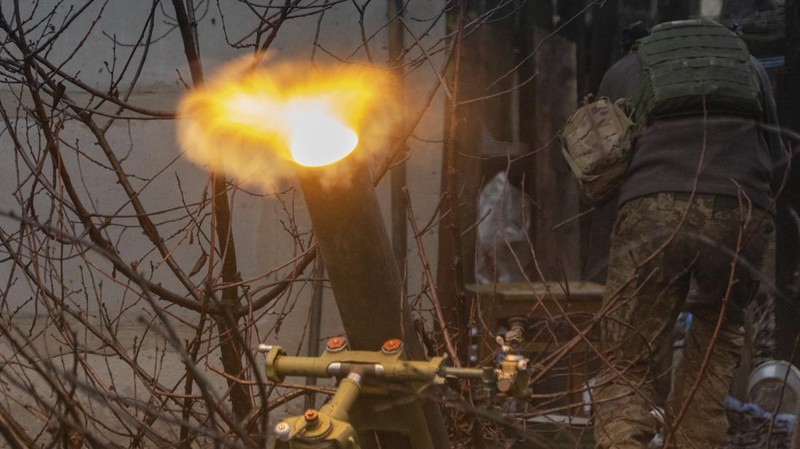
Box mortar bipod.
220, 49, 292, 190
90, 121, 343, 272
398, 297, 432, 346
259, 338, 532, 449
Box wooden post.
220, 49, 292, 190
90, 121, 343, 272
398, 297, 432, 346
522, 27, 582, 281
775, 0, 800, 366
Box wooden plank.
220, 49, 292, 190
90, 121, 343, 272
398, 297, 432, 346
525, 28, 582, 281
468, 281, 604, 319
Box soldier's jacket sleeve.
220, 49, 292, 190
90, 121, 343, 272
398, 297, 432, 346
751, 55, 788, 196
597, 53, 641, 102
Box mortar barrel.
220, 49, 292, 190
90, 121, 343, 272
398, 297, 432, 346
297, 157, 420, 355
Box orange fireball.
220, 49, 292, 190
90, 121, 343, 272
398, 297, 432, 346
177, 57, 398, 188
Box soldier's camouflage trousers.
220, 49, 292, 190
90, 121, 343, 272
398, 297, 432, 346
593, 193, 774, 449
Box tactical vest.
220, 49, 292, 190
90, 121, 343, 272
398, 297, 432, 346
634, 19, 763, 125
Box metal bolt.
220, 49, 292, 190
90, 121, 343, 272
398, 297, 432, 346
326, 337, 347, 352
304, 408, 319, 422
381, 339, 403, 353
257, 343, 272, 353
303, 408, 320, 429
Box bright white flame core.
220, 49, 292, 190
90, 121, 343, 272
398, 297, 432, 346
287, 103, 359, 167
289, 112, 358, 167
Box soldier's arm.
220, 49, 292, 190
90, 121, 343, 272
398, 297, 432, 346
752, 55, 788, 196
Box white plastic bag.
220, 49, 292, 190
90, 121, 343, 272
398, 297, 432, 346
475, 172, 533, 284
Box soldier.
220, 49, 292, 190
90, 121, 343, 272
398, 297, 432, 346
591, 19, 785, 448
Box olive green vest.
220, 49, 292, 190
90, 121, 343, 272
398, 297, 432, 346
634, 19, 763, 125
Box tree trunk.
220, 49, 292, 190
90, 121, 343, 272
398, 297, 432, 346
171, 0, 253, 421
437, 0, 482, 360
388, 0, 408, 286
212, 173, 253, 420
525, 27, 581, 281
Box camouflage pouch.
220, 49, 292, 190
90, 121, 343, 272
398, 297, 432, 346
560, 97, 634, 204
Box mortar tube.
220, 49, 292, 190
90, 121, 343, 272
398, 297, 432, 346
296, 155, 450, 449
296, 156, 419, 355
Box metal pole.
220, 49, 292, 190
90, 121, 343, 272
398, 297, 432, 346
305, 255, 325, 410
388, 0, 408, 289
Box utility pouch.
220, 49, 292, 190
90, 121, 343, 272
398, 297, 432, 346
560, 97, 634, 204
